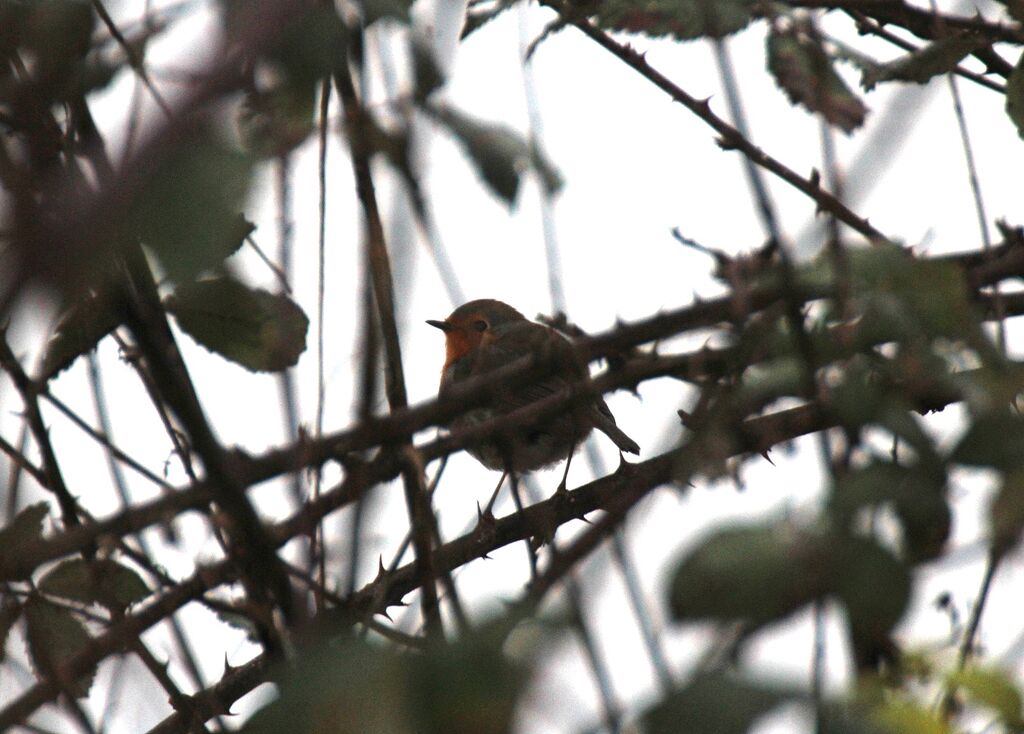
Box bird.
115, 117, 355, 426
426, 299, 640, 475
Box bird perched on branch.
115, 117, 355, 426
427, 299, 640, 474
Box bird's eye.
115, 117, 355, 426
473, 320, 488, 332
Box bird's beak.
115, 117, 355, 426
426, 319, 452, 333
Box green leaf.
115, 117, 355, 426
39, 558, 150, 611
429, 103, 562, 205
951, 412, 1024, 471
0, 503, 49, 574
130, 131, 255, 283
767, 25, 868, 133
645, 673, 790, 734
669, 523, 829, 626
39, 290, 121, 381
947, 666, 1024, 727
991, 469, 1024, 555
1007, 50, 1024, 139
831, 535, 910, 650
594, 0, 756, 40
24, 596, 95, 698
165, 277, 309, 372
862, 33, 986, 90
869, 699, 950, 734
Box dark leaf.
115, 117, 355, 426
462, 2, 515, 40
0, 596, 21, 663
131, 131, 254, 283
39, 289, 120, 380
165, 277, 309, 372
360, 0, 413, 25
429, 103, 562, 205
767, 25, 867, 133
989, 469, 1024, 555
412, 37, 445, 102
0, 504, 50, 577
24, 596, 95, 698
831, 535, 910, 650
861, 33, 986, 90
645, 673, 791, 734
1007, 50, 1024, 139
39, 558, 150, 611
951, 412, 1024, 471
669, 523, 830, 626
594, 0, 755, 40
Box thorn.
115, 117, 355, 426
223, 655, 236, 675
378, 608, 393, 622
377, 555, 386, 578
760, 449, 775, 466
809, 168, 821, 189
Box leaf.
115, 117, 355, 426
645, 673, 790, 734
429, 103, 562, 205
462, 2, 515, 40
24, 596, 95, 698
39, 558, 150, 611
861, 33, 986, 90
0, 596, 21, 663
0, 503, 49, 573
39, 289, 121, 380
1007, 50, 1024, 139
669, 523, 829, 626
130, 131, 255, 283
594, 0, 756, 40
831, 535, 910, 653
951, 412, 1024, 471
165, 277, 309, 372
869, 699, 950, 734
412, 37, 445, 102
767, 25, 868, 134
360, 0, 413, 25
990, 469, 1024, 555
947, 666, 1024, 727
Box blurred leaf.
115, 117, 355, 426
0, 596, 21, 663
767, 25, 867, 133
22, 0, 94, 97
0, 503, 50, 577
669, 523, 829, 626
165, 277, 309, 372
1007, 50, 1024, 139
869, 699, 949, 734
894, 490, 951, 563
39, 558, 149, 612
947, 666, 1024, 727
594, 0, 755, 40
951, 412, 1024, 471
244, 626, 524, 734
24, 595, 95, 698
990, 469, 1024, 554
40, 290, 120, 380
862, 33, 985, 90
131, 130, 254, 283
429, 103, 562, 205
831, 535, 910, 655
239, 81, 318, 157
645, 673, 790, 734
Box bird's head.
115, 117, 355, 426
427, 299, 526, 369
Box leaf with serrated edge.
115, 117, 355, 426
24, 597, 95, 698
165, 277, 309, 372
40, 558, 150, 611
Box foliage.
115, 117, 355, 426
0, 0, 1023, 732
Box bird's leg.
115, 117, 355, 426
555, 442, 577, 495
482, 471, 508, 517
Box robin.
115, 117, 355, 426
427, 299, 640, 474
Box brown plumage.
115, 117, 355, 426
427, 299, 639, 472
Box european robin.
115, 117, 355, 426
427, 299, 640, 473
